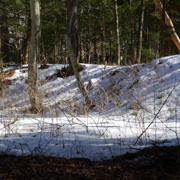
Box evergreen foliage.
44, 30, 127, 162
0, 0, 179, 65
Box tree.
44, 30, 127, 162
24, 16, 31, 64
1, 0, 179, 67
153, 0, 180, 52
136, 0, 145, 64
65, 0, 93, 109
28, 0, 42, 113
41, 0, 66, 64
114, 0, 121, 65
0, 0, 9, 62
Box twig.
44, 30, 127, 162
133, 81, 180, 145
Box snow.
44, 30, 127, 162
0, 55, 179, 160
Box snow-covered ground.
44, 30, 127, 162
0, 55, 179, 160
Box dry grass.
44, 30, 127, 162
0, 69, 15, 97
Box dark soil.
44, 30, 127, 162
39, 64, 50, 70
46, 65, 85, 81
0, 146, 179, 179
55, 65, 84, 78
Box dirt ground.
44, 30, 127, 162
0, 146, 179, 180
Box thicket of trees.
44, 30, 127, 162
0, 0, 179, 66
0, 0, 179, 111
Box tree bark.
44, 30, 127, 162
23, 12, 31, 65
0, 25, 9, 63
87, 24, 92, 64
65, 0, 93, 109
0, 0, 9, 63
153, 0, 180, 52
87, 3, 92, 64
24, 30, 30, 65
128, 0, 137, 64
101, 22, 106, 65
94, 34, 98, 64
114, 0, 120, 65
80, 34, 85, 63
136, 0, 145, 64
28, 0, 42, 113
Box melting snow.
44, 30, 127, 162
0, 55, 179, 160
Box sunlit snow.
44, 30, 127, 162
0, 55, 179, 160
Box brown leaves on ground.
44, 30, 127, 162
0, 69, 15, 96
0, 69, 15, 82
0, 146, 179, 180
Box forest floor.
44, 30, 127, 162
0, 146, 179, 180
0, 56, 180, 179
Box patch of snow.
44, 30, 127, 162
0, 55, 179, 160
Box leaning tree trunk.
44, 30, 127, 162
65, 0, 93, 109
153, 0, 180, 52
28, 0, 42, 113
114, 0, 121, 65
136, 0, 145, 64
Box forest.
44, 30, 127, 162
1, 0, 179, 66
0, 0, 180, 179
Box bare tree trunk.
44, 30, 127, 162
101, 22, 106, 64
24, 35, 30, 64
54, 18, 59, 64
1, 25, 9, 63
114, 0, 120, 65
85, 33, 88, 63
28, 0, 42, 113
136, 0, 145, 64
87, 3, 92, 64
80, 33, 85, 63
0, 0, 9, 63
94, 34, 98, 64
23, 13, 31, 64
16, 13, 22, 65
153, 0, 180, 52
159, 0, 166, 55
129, 0, 137, 64
109, 37, 112, 64
87, 24, 92, 64
66, 0, 93, 109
